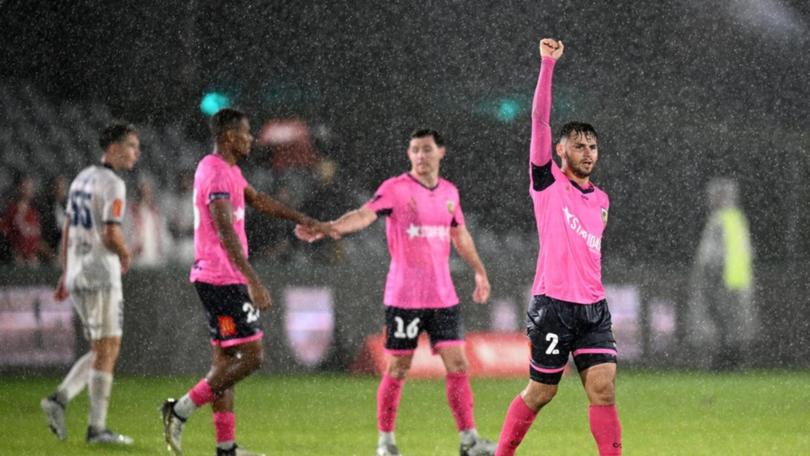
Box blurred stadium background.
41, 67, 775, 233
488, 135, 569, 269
1, 1, 809, 454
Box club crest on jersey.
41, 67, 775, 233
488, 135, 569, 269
218, 316, 237, 337
601, 208, 609, 225
446, 200, 455, 214
112, 199, 123, 218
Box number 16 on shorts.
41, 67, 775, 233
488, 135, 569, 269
393, 316, 421, 339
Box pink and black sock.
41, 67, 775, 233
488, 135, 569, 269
214, 411, 236, 450
376, 374, 404, 433
446, 372, 476, 432
495, 395, 538, 456
589, 404, 622, 455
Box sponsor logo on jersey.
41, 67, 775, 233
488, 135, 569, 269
447, 200, 455, 214
601, 207, 609, 225
406, 223, 450, 240
563, 206, 602, 252
218, 316, 237, 337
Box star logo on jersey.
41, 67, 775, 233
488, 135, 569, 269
446, 200, 455, 214
407, 224, 421, 239
233, 206, 245, 222
601, 208, 609, 225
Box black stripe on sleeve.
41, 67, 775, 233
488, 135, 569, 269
531, 162, 555, 192
209, 192, 231, 201
376, 208, 392, 217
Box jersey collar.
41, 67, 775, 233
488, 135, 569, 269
405, 172, 440, 191
569, 179, 595, 194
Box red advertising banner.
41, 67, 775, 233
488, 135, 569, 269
352, 332, 535, 378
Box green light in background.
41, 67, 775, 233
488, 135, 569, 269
496, 98, 521, 123
199, 92, 231, 116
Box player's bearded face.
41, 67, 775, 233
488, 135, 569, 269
562, 133, 598, 179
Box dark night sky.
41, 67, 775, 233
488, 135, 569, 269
1, 0, 809, 263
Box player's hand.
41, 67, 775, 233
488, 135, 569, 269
248, 280, 272, 311
295, 224, 325, 243
539, 38, 564, 60
54, 275, 69, 301
313, 221, 341, 240
119, 250, 131, 274
472, 272, 491, 304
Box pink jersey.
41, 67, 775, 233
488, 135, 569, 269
189, 153, 249, 285
365, 173, 465, 309
529, 57, 609, 304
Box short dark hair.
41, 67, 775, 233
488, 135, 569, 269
410, 128, 445, 147
210, 108, 248, 140
99, 122, 138, 150
558, 121, 598, 143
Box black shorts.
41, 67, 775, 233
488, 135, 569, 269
384, 305, 464, 354
527, 295, 617, 385
194, 282, 264, 348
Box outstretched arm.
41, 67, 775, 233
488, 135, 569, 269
245, 185, 337, 239
530, 39, 564, 187
295, 206, 378, 242
450, 225, 490, 304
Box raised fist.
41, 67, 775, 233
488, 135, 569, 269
539, 38, 564, 60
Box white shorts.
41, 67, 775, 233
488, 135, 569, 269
71, 287, 124, 340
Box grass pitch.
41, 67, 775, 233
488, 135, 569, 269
2, 370, 809, 455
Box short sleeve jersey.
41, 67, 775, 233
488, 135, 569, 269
65, 165, 127, 290
189, 153, 249, 285
365, 173, 465, 309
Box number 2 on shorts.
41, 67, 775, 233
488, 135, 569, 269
545, 332, 560, 355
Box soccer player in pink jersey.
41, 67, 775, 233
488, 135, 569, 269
296, 129, 496, 456
493, 39, 622, 456
161, 108, 335, 456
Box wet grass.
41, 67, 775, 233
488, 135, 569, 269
2, 370, 809, 455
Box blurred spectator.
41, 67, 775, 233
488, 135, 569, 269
298, 159, 356, 264
687, 178, 756, 370
126, 175, 173, 268
163, 171, 195, 264
0, 173, 52, 265
257, 119, 320, 170
246, 184, 297, 262
37, 174, 69, 256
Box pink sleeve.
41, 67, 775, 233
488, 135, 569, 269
364, 179, 395, 214
529, 56, 557, 168
201, 167, 232, 203
452, 198, 465, 227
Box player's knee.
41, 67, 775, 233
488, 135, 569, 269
444, 357, 468, 373
521, 383, 557, 411
92, 338, 121, 367
386, 358, 412, 379
586, 379, 615, 405
244, 345, 264, 372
